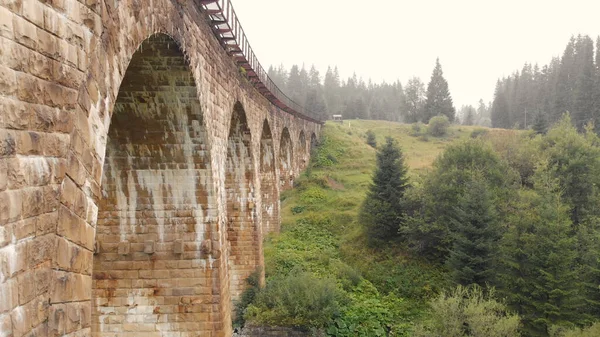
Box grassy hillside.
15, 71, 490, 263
247, 120, 517, 335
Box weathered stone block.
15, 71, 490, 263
12, 15, 38, 49
50, 270, 92, 303
118, 241, 130, 255
173, 239, 184, 254
144, 240, 155, 254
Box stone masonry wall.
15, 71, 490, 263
259, 121, 277, 235
0, 0, 321, 336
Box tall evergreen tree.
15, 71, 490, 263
287, 65, 303, 104
305, 65, 327, 120
498, 170, 579, 336
404, 77, 426, 123
491, 81, 511, 128
446, 175, 500, 287
323, 66, 341, 118
423, 58, 456, 122
360, 137, 409, 244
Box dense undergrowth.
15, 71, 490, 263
238, 118, 600, 336
237, 121, 493, 335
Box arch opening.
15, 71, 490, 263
279, 128, 294, 190
260, 120, 278, 234
92, 34, 218, 335
298, 131, 307, 170
225, 103, 258, 300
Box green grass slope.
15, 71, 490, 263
250, 120, 513, 335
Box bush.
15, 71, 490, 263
410, 122, 425, 137
413, 285, 520, 337
234, 269, 261, 328
327, 281, 411, 337
551, 323, 600, 337
366, 130, 377, 148
428, 115, 450, 137
470, 128, 488, 138
244, 272, 340, 329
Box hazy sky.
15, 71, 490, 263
230, 0, 599, 108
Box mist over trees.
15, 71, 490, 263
491, 34, 600, 132
267, 60, 486, 124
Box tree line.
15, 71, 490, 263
491, 35, 600, 132
268, 59, 463, 124
361, 116, 600, 336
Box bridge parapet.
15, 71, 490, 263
199, 0, 323, 123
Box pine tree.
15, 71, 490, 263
491, 81, 511, 128
498, 170, 580, 336
360, 137, 409, 244
305, 65, 327, 120
287, 65, 303, 104
323, 66, 341, 118
532, 110, 549, 134
404, 77, 426, 123
446, 175, 499, 287
423, 58, 456, 123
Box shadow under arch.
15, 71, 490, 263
298, 130, 307, 170
279, 127, 294, 190
259, 119, 278, 234
224, 102, 259, 301
92, 33, 218, 335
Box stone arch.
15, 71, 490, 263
298, 130, 307, 170
225, 102, 258, 300
91, 34, 217, 335
279, 127, 294, 190
260, 119, 278, 234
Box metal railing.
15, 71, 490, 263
197, 0, 323, 123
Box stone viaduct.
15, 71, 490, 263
0, 0, 322, 336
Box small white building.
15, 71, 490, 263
332, 114, 343, 123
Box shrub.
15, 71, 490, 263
244, 272, 340, 329
413, 285, 520, 337
366, 130, 377, 148
234, 269, 261, 328
327, 281, 411, 337
551, 323, 600, 337
428, 115, 450, 137
470, 128, 488, 138
300, 187, 327, 204
291, 205, 306, 214
410, 122, 425, 137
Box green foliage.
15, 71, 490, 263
551, 322, 600, 337
328, 281, 411, 337
491, 35, 600, 132
366, 130, 377, 148
427, 115, 451, 137
313, 135, 344, 168
404, 139, 516, 260
234, 270, 261, 328
497, 169, 580, 336
360, 137, 410, 244
423, 58, 456, 122
264, 218, 339, 277
541, 114, 600, 225
470, 128, 488, 138
410, 122, 425, 137
445, 175, 500, 287
244, 271, 340, 329
413, 285, 520, 337
291, 205, 306, 214
533, 110, 549, 135
300, 187, 327, 204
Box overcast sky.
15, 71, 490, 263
230, 0, 599, 108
